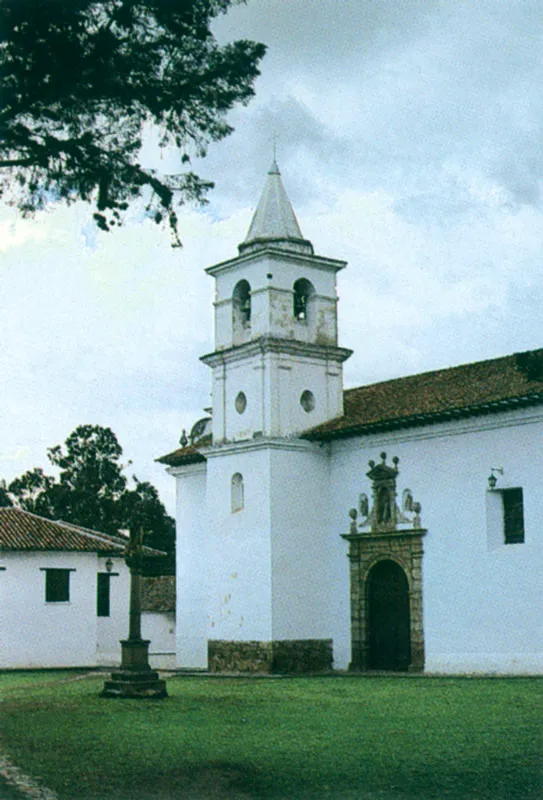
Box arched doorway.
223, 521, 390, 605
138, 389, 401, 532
367, 560, 411, 671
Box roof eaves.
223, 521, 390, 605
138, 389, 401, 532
156, 447, 207, 467
303, 392, 543, 442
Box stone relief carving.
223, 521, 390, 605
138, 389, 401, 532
342, 453, 427, 672
348, 452, 422, 533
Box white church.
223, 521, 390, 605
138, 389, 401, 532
159, 161, 543, 675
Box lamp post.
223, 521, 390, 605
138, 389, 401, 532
101, 527, 167, 699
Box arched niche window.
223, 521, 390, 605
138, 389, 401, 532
233, 279, 251, 332
293, 278, 315, 321
231, 473, 244, 513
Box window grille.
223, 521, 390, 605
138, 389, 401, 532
502, 488, 525, 544
97, 572, 111, 617
41, 568, 73, 602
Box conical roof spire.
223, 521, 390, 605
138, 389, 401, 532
239, 161, 313, 255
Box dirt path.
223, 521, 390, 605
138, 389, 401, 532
0, 754, 57, 800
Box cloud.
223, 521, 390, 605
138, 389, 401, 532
212, 0, 543, 207
2, 0, 542, 514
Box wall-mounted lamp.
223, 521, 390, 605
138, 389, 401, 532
105, 558, 114, 573
487, 467, 504, 489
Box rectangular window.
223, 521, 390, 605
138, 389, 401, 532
97, 573, 111, 617
42, 568, 72, 602
502, 488, 525, 544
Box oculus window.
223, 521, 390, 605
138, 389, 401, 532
300, 389, 315, 412
235, 391, 247, 414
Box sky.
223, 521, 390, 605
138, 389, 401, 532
1, 0, 542, 516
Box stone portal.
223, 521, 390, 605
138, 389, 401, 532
342, 453, 426, 672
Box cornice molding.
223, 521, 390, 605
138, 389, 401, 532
201, 336, 352, 367
326, 402, 543, 450
205, 246, 346, 277
202, 435, 324, 460
167, 462, 207, 477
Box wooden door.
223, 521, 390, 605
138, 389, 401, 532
368, 560, 411, 671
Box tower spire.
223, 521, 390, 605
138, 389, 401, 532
239, 161, 313, 255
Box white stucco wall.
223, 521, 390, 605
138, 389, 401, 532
95, 556, 130, 666
209, 251, 342, 351
205, 445, 273, 644
142, 611, 176, 670
269, 442, 342, 645
327, 407, 543, 673
173, 462, 209, 669
0, 551, 129, 668
173, 406, 542, 674
211, 348, 345, 443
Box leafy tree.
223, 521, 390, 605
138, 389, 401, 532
0, 0, 266, 243
44, 424, 128, 535
121, 478, 176, 558
6, 468, 57, 516
6, 425, 175, 567
0, 479, 13, 507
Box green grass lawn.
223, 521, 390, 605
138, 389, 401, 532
0, 671, 541, 799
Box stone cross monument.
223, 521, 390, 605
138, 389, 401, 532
101, 527, 167, 698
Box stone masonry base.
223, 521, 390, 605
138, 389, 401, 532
208, 639, 333, 674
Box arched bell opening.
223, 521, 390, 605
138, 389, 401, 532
293, 278, 315, 323
232, 280, 251, 342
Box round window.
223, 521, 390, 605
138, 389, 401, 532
300, 389, 315, 413
235, 391, 247, 414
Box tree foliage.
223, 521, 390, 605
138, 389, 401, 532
0, 0, 266, 243
6, 425, 175, 563
0, 480, 13, 507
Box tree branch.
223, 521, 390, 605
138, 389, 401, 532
0, 158, 38, 168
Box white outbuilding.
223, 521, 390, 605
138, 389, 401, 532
0, 507, 172, 670
159, 162, 543, 675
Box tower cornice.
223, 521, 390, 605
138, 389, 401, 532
200, 336, 353, 368
205, 246, 346, 278
199, 436, 325, 460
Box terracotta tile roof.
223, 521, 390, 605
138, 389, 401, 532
141, 575, 176, 613
156, 438, 209, 468
0, 507, 127, 553
156, 348, 543, 462
304, 348, 543, 441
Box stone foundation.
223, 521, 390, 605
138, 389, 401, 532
208, 639, 333, 674
208, 640, 273, 673
272, 639, 333, 673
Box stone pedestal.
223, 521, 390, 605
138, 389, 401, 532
101, 527, 167, 699
101, 639, 167, 699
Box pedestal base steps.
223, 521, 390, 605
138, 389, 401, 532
208, 639, 333, 674
101, 669, 167, 698
101, 638, 167, 698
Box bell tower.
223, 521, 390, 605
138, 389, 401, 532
202, 160, 352, 443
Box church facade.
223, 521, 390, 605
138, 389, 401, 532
159, 162, 543, 675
